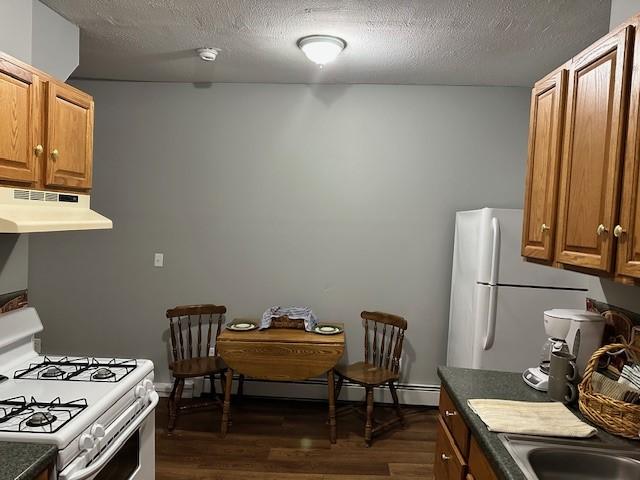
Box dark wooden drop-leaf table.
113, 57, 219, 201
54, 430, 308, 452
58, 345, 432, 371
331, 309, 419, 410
216, 321, 345, 443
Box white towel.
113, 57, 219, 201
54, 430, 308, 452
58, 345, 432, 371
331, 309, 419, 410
467, 399, 596, 438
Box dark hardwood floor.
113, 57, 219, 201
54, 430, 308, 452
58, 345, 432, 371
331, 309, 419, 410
155, 395, 437, 479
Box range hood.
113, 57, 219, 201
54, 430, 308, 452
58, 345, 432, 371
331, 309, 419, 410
0, 186, 112, 233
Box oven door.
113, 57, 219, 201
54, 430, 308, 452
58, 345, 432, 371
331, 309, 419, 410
58, 391, 157, 480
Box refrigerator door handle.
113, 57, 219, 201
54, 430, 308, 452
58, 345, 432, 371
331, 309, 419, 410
483, 218, 500, 350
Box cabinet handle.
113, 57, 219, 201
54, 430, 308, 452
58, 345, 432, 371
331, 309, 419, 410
34, 145, 43, 156
444, 410, 457, 417
540, 223, 550, 233
614, 225, 626, 238
596, 224, 608, 236
51, 149, 59, 160
441, 453, 451, 462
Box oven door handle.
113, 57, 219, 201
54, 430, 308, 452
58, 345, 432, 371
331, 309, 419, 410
61, 391, 158, 480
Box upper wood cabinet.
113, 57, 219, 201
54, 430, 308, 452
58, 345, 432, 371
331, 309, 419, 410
45, 82, 94, 190
555, 26, 632, 272
0, 51, 94, 193
616, 22, 640, 279
0, 56, 42, 185
522, 16, 640, 284
521, 67, 567, 262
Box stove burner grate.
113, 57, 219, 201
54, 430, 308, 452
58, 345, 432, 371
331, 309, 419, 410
0, 396, 87, 433
13, 356, 137, 382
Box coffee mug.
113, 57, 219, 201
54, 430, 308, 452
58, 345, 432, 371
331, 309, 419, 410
548, 351, 578, 404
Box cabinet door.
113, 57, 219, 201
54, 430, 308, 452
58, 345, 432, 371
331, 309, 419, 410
555, 26, 632, 271
439, 387, 470, 457
434, 415, 466, 480
45, 81, 94, 190
522, 68, 568, 262
0, 56, 41, 184
617, 21, 640, 279
467, 437, 498, 480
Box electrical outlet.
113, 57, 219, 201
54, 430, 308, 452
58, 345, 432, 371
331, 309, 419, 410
154, 253, 164, 267
208, 346, 216, 356
33, 337, 41, 354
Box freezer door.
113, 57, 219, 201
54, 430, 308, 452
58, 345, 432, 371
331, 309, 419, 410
486, 208, 590, 289
471, 284, 586, 372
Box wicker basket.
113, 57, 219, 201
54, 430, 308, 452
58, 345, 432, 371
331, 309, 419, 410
270, 315, 305, 330
578, 343, 640, 439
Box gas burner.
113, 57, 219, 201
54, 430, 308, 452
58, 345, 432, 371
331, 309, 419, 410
25, 412, 57, 427
0, 396, 87, 433
92, 367, 115, 380
40, 366, 65, 378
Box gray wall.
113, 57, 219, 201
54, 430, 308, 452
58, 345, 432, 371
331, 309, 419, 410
0, 1, 32, 63
610, 0, 640, 29
29, 81, 531, 386
31, 0, 79, 81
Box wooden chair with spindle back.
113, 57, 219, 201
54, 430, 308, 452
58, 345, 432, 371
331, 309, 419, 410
334, 311, 408, 446
166, 304, 244, 432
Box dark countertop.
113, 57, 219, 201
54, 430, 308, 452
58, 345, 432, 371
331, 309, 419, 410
0, 442, 56, 480
437, 366, 638, 480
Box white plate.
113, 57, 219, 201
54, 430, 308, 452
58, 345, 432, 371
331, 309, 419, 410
228, 322, 257, 331
313, 325, 343, 335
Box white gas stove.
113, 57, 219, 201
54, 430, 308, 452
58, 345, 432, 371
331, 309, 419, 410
0, 307, 157, 480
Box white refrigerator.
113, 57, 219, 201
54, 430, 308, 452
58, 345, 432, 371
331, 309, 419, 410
447, 208, 589, 372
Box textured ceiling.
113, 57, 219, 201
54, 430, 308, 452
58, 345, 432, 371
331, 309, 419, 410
42, 0, 611, 86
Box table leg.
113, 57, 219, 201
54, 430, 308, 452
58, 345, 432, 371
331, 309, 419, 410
221, 369, 233, 437
327, 369, 337, 444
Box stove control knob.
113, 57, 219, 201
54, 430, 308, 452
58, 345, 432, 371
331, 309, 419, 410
142, 379, 154, 392
91, 423, 105, 439
135, 384, 146, 399
79, 433, 95, 451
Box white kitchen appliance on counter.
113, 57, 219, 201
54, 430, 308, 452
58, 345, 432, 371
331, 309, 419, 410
523, 309, 605, 391
0, 307, 157, 479
447, 208, 589, 373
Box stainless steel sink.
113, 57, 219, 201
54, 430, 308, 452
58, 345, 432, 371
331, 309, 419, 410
499, 434, 640, 480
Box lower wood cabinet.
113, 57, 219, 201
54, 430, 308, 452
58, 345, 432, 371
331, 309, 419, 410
35, 465, 52, 480
467, 437, 499, 480
435, 387, 498, 480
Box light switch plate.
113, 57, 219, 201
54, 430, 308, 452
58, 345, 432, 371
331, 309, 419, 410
33, 337, 41, 354
154, 253, 164, 267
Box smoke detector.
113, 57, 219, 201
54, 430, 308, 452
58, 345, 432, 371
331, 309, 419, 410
197, 48, 218, 62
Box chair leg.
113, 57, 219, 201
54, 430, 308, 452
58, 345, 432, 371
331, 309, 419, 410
335, 375, 344, 402
220, 371, 226, 397
389, 381, 405, 426
364, 386, 374, 447
168, 378, 184, 433
209, 374, 217, 397
237, 374, 245, 398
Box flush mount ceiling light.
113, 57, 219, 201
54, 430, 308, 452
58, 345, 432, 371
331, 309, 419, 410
196, 48, 218, 62
297, 35, 346, 66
